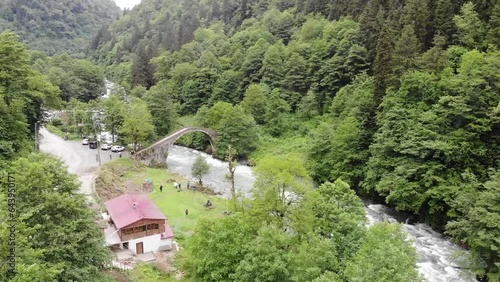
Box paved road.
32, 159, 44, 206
39, 127, 130, 198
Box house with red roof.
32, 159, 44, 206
103, 194, 174, 254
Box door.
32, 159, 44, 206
136, 242, 144, 254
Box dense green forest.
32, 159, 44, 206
0, 0, 121, 56
0, 0, 499, 280
88, 0, 500, 279
0, 32, 112, 281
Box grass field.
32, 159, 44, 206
144, 169, 228, 241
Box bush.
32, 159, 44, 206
50, 118, 64, 127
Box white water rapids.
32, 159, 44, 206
166, 145, 476, 282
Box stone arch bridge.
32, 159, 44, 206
134, 127, 217, 167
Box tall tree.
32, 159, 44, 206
250, 154, 312, 231
391, 24, 421, 85
241, 38, 270, 88
102, 95, 126, 143
119, 98, 155, 151
192, 155, 210, 186
486, 1, 500, 47
233, 224, 291, 282
311, 180, 367, 263
226, 145, 238, 201
241, 84, 268, 124
264, 88, 291, 136
446, 171, 500, 280
143, 82, 179, 136
0, 154, 112, 281
261, 41, 287, 89
0, 32, 60, 164
454, 2, 487, 50
373, 19, 395, 103
308, 75, 376, 187
359, 0, 385, 64
344, 222, 422, 282
185, 213, 256, 282
132, 39, 156, 89
434, 0, 456, 45
402, 0, 431, 48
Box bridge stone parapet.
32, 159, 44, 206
134, 127, 217, 167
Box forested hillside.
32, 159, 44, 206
0, 0, 121, 56
0, 32, 114, 282
88, 0, 500, 279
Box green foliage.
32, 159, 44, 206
143, 82, 179, 136
446, 171, 500, 280
434, 0, 456, 45
454, 2, 487, 50
308, 74, 376, 187
0, 154, 112, 282
265, 88, 291, 136
233, 224, 292, 282
311, 180, 367, 262
250, 154, 313, 231
191, 155, 210, 185
344, 222, 422, 282
288, 234, 340, 282
365, 50, 500, 235
184, 213, 256, 282
80, 1, 500, 279
0, 0, 120, 55
0, 32, 61, 163
34, 53, 105, 102
241, 83, 268, 124
197, 102, 258, 158
119, 98, 155, 151
101, 95, 126, 141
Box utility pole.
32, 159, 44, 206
94, 114, 102, 166
74, 108, 78, 138
34, 121, 40, 151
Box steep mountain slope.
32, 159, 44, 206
0, 0, 121, 56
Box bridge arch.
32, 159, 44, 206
134, 127, 218, 167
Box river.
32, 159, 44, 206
166, 145, 476, 282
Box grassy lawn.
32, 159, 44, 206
95, 158, 228, 242
140, 167, 228, 241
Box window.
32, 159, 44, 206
134, 226, 146, 233
123, 228, 133, 235
147, 223, 159, 230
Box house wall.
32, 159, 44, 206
118, 219, 166, 241
127, 234, 172, 254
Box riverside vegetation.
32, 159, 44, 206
0, 0, 499, 281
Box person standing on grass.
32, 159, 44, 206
185, 209, 189, 216
159, 185, 163, 192
187, 181, 190, 190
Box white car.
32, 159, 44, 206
111, 145, 125, 152
82, 139, 89, 145
100, 143, 112, 150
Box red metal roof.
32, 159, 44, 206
162, 224, 175, 239
104, 194, 166, 229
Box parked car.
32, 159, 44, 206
101, 143, 112, 150
82, 139, 89, 145
88, 140, 98, 149
111, 145, 125, 152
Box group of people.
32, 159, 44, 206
157, 180, 212, 218
158, 180, 196, 193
